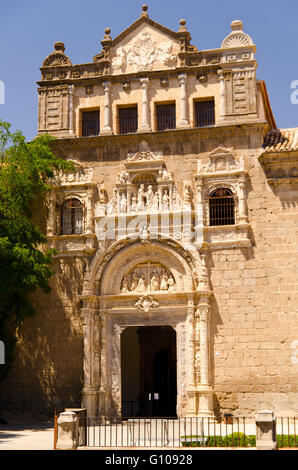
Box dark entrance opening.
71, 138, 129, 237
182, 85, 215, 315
121, 326, 177, 418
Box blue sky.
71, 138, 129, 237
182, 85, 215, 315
1, 0, 298, 140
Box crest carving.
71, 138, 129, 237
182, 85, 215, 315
112, 30, 177, 73
135, 296, 159, 312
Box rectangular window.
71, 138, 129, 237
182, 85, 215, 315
156, 103, 176, 131
82, 110, 100, 136
119, 107, 138, 134
195, 100, 215, 127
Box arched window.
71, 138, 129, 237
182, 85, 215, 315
209, 188, 235, 226
61, 199, 84, 234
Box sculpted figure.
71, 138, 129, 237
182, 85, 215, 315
162, 190, 169, 211
130, 271, 139, 292
150, 269, 160, 291
146, 185, 154, 210
160, 269, 169, 291
137, 184, 146, 211
153, 192, 159, 210
131, 194, 138, 212
168, 275, 175, 291
121, 276, 129, 293
137, 273, 146, 292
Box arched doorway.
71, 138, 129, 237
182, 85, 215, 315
121, 326, 177, 418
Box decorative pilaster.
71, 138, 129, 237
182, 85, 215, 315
86, 188, 94, 234
47, 190, 56, 237
186, 298, 197, 416
197, 295, 214, 418
81, 306, 98, 415
194, 179, 204, 248
98, 310, 108, 418
238, 179, 247, 224
218, 70, 226, 120
102, 81, 112, 134
138, 78, 151, 133
68, 85, 75, 136
177, 73, 190, 128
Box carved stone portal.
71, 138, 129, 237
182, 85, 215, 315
81, 240, 214, 419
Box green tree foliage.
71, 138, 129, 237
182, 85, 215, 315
0, 120, 73, 381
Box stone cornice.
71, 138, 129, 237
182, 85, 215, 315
37, 52, 257, 88
48, 121, 269, 154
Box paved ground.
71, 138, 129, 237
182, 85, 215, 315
0, 422, 54, 450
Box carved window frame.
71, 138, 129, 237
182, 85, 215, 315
60, 197, 85, 235
204, 182, 239, 227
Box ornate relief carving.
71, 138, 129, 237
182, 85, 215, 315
120, 262, 176, 294
104, 143, 184, 216
197, 147, 244, 174
135, 296, 159, 312
42, 42, 72, 68
112, 30, 177, 73
222, 33, 252, 48
53, 164, 93, 185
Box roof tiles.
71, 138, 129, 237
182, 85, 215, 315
263, 128, 298, 152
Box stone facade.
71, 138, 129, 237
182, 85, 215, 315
1, 6, 298, 420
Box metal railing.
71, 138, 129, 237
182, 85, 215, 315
195, 108, 215, 128
119, 113, 138, 134
276, 417, 298, 448
78, 416, 256, 448
82, 117, 100, 137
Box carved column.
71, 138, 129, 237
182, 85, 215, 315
194, 179, 204, 248
102, 81, 112, 134
218, 71, 226, 120
47, 189, 56, 237
197, 295, 214, 417
238, 180, 247, 224
68, 85, 75, 136
138, 78, 151, 133
98, 310, 108, 418
177, 73, 190, 128
186, 298, 197, 416
38, 88, 47, 132
86, 188, 94, 234
82, 304, 98, 416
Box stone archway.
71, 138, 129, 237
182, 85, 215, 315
80, 238, 214, 419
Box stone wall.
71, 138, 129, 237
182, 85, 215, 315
0, 258, 85, 420
210, 153, 298, 416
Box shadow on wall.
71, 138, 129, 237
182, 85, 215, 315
0, 258, 85, 421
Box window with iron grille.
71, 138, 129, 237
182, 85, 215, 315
82, 110, 100, 137
61, 199, 84, 234
156, 103, 176, 131
195, 100, 215, 128
209, 188, 235, 226
119, 107, 138, 134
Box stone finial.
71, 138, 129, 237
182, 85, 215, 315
178, 19, 187, 32
141, 4, 149, 17
231, 20, 243, 31
102, 27, 112, 41
54, 42, 65, 53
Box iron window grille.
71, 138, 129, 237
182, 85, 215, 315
156, 104, 176, 131
209, 188, 235, 226
119, 107, 138, 134
195, 100, 215, 128
82, 110, 100, 137
61, 199, 84, 235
